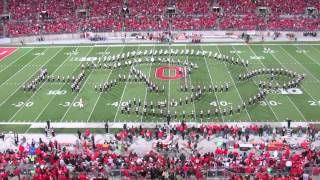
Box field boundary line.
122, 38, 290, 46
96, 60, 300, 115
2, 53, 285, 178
0, 48, 34, 73
87, 46, 113, 123
7, 48, 65, 122
34, 48, 82, 122
258, 45, 309, 121
60, 47, 95, 122
231, 45, 280, 121
215, 46, 252, 122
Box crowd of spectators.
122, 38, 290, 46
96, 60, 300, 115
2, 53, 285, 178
176, 0, 211, 15
172, 14, 218, 30
0, 0, 3, 15
0, 0, 319, 37
220, 14, 266, 30
127, 0, 167, 16
0, 122, 319, 179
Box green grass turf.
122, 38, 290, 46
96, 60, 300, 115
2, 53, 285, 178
0, 44, 319, 126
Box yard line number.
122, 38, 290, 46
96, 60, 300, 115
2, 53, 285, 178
308, 100, 320, 106
12, 101, 34, 108
259, 100, 281, 106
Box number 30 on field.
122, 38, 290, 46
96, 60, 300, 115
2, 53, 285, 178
61, 101, 81, 107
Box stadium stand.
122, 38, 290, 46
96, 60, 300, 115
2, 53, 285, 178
0, 123, 319, 179
176, 0, 211, 15
0, 0, 319, 37
88, 0, 122, 17
0, 0, 3, 15
127, 0, 167, 16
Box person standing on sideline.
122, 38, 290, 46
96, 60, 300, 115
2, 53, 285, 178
105, 122, 109, 133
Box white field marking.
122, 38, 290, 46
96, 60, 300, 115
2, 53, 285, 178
60, 47, 96, 122
34, 48, 81, 122
294, 45, 320, 82
186, 45, 198, 122
87, 46, 113, 123
113, 46, 140, 122
0, 48, 50, 90
249, 46, 306, 121
278, 46, 320, 99
200, 46, 225, 122
275, 46, 319, 102
8, 48, 65, 122
232, 45, 280, 121
214, 46, 252, 122
0, 48, 62, 107
260, 46, 308, 121
309, 45, 320, 55
140, 45, 155, 122
11, 43, 320, 49
0, 48, 34, 73
23, 125, 33, 134
279, 46, 320, 83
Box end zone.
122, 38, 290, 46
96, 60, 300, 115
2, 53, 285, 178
0, 48, 17, 61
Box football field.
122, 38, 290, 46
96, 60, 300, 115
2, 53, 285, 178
0, 43, 320, 125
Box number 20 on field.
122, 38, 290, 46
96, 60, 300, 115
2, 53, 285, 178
308, 100, 320, 106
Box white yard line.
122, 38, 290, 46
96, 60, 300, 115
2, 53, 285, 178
259, 45, 308, 121
185, 46, 198, 122
87, 46, 113, 123
0, 48, 34, 73
278, 46, 320, 101
293, 45, 320, 81
0, 49, 56, 107
59, 47, 95, 122
0, 48, 50, 90
279, 46, 320, 83
140, 45, 155, 122
309, 45, 320, 55
232, 45, 280, 121
113, 46, 140, 122
34, 48, 81, 122
8, 48, 65, 122
214, 46, 252, 122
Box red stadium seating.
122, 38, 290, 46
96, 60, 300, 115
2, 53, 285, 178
220, 14, 266, 30
172, 14, 218, 30
127, 0, 167, 16
80, 18, 122, 32
1, 0, 319, 37
176, 0, 211, 14
88, 0, 122, 17
8, 0, 45, 20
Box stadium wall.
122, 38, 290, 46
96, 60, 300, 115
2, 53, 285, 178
4, 30, 320, 44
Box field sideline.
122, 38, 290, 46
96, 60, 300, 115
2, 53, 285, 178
0, 43, 319, 124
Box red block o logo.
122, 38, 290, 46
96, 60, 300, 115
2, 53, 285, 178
155, 66, 185, 80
